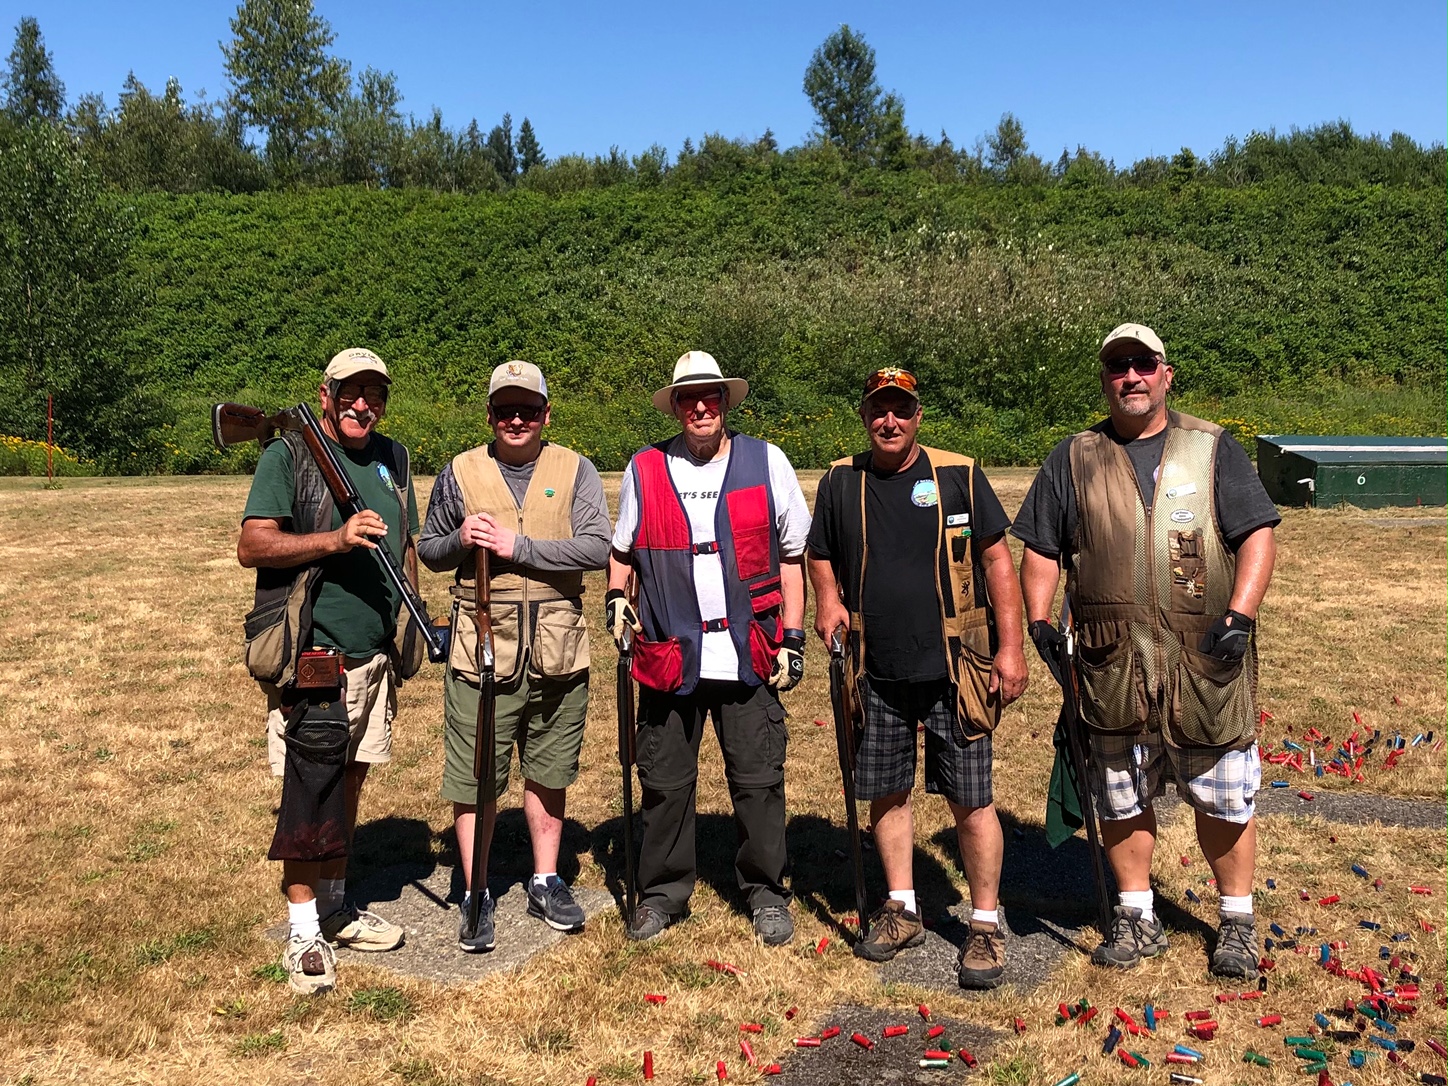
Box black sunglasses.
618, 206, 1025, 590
1103, 354, 1163, 376
492, 402, 545, 422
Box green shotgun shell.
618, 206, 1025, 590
1050, 1075, 1081, 1086
1284, 1036, 1316, 1046
1243, 1050, 1273, 1067
1130, 1051, 1152, 1068
1293, 1047, 1327, 1060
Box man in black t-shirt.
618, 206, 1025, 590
808, 368, 1028, 990
1016, 322, 1279, 981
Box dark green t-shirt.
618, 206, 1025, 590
242, 434, 420, 656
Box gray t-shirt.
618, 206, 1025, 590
418, 443, 611, 580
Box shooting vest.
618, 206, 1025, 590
446, 442, 590, 686
628, 434, 783, 696
1067, 411, 1257, 750
822, 446, 1001, 741
242, 431, 419, 687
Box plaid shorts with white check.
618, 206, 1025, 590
1089, 730, 1261, 824
853, 675, 993, 808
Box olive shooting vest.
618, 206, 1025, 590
447, 443, 590, 685
1068, 411, 1257, 750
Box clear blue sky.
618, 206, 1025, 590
13, 1, 1447, 165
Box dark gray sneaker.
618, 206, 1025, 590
1211, 912, 1260, 979
627, 902, 678, 943
457, 890, 495, 953
527, 876, 586, 933
752, 905, 794, 946
1091, 905, 1169, 969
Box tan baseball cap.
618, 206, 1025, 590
1099, 323, 1166, 362
489, 360, 549, 401
324, 347, 391, 383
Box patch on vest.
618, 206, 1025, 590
910, 480, 939, 508
1169, 508, 1194, 524
946, 512, 970, 527
376, 463, 396, 492
1165, 482, 1197, 499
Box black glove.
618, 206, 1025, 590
1028, 619, 1066, 687
771, 629, 806, 692
1199, 609, 1255, 662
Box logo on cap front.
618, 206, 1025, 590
507, 363, 524, 377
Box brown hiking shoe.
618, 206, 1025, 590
852, 899, 926, 962
957, 920, 1006, 989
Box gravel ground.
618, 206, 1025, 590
773, 1003, 1003, 1086
1156, 787, 1445, 829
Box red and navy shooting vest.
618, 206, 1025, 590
629, 434, 783, 695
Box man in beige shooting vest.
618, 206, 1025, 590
419, 361, 611, 952
1014, 323, 1280, 979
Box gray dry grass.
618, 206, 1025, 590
0, 471, 1442, 1086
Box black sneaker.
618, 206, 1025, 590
1210, 912, 1259, 979
627, 902, 678, 942
752, 905, 794, 946
457, 890, 495, 953
1091, 905, 1169, 969
527, 876, 586, 933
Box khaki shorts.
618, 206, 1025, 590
265, 652, 395, 776
440, 663, 588, 805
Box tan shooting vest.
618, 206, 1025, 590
446, 443, 590, 685
1068, 411, 1257, 750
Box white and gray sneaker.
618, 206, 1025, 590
320, 905, 405, 952
282, 933, 336, 995
526, 876, 586, 933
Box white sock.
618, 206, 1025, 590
888, 889, 918, 915
1119, 889, 1155, 922
288, 899, 320, 940
532, 872, 558, 888
971, 908, 999, 926
317, 878, 345, 916
1219, 893, 1254, 918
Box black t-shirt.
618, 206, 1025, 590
1011, 421, 1281, 561
808, 448, 1011, 682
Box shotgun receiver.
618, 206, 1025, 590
213, 401, 447, 663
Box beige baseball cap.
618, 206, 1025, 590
324, 347, 391, 383
488, 360, 549, 401
1099, 323, 1166, 362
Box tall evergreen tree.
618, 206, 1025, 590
2, 17, 65, 124
802, 24, 883, 158
515, 116, 544, 173
486, 112, 517, 180
986, 113, 1028, 175
221, 0, 349, 177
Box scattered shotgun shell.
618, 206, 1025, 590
918, 1003, 931, 1020
1076, 1006, 1099, 1026
715, 1061, 727, 1081
819, 1026, 841, 1040
1119, 1050, 1140, 1068
1185, 1010, 1214, 1021
1166, 1052, 1200, 1065
760, 1065, 781, 1077
814, 936, 829, 954
851, 1032, 874, 1050
587, 1078, 597, 1086
1352, 864, 1370, 878
1129, 1051, 1151, 1068
1190, 1026, 1218, 1040
927, 1025, 945, 1039
1144, 1004, 1158, 1030
882, 1024, 909, 1039
1319, 895, 1340, 905
643, 1051, 654, 1080
1058, 1001, 1073, 1023
1051, 1076, 1081, 1086
792, 1038, 820, 1048
1170, 1075, 1205, 1085
740, 1023, 763, 1033
1186, 889, 1202, 903
1014, 1017, 1027, 1034
959, 1049, 978, 1068
1369, 1035, 1398, 1051
1360, 920, 1382, 931
1115, 1007, 1137, 1026
1103, 1025, 1122, 1054
1181, 855, 1191, 866
705, 959, 746, 976
739, 1040, 756, 1067
1217, 993, 1239, 1003
1243, 1050, 1273, 1066
785, 1006, 798, 1020
1258, 1015, 1283, 1027
1299, 791, 1315, 800
1284, 1036, 1316, 1046
644, 993, 667, 1005
1175, 1044, 1205, 1060
1239, 990, 1262, 1000
1426, 1038, 1447, 1058
1409, 886, 1432, 894
923, 1050, 953, 1060
918, 1059, 951, 1069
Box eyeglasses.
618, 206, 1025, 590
863, 368, 919, 397
673, 388, 726, 412
1103, 354, 1163, 377
492, 402, 545, 422
335, 383, 389, 404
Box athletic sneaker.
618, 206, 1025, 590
752, 905, 795, 946
627, 902, 679, 943
457, 891, 496, 953
526, 876, 586, 933
1091, 905, 1169, 969
281, 933, 336, 995
320, 905, 405, 952
852, 900, 926, 962
1210, 912, 1260, 979
957, 920, 1006, 989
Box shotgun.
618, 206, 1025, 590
1059, 596, 1113, 936
829, 628, 870, 939
213, 401, 446, 663
466, 545, 497, 936
616, 578, 638, 928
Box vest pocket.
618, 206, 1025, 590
748, 619, 782, 682
533, 601, 590, 677
954, 643, 1002, 738
449, 600, 522, 684
726, 485, 772, 580
1076, 635, 1149, 733
632, 636, 683, 693
1172, 645, 1254, 748
244, 594, 291, 684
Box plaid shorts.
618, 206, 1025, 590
1090, 731, 1261, 824
854, 675, 993, 808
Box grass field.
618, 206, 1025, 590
0, 470, 1442, 1086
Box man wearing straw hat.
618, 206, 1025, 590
605, 351, 812, 945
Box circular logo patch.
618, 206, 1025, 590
910, 480, 939, 508
376, 463, 396, 492
1169, 508, 1194, 524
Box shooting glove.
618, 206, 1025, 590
1028, 619, 1066, 687
770, 630, 806, 692
1199, 608, 1254, 662
604, 588, 641, 649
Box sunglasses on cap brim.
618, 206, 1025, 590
863, 368, 919, 396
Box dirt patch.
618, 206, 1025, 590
775, 1003, 1004, 1086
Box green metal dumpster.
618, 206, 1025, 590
1256, 435, 1447, 509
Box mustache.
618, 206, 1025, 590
342, 407, 376, 423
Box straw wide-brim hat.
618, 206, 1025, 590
651, 351, 750, 414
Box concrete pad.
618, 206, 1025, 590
775, 1004, 1003, 1085
268, 862, 617, 984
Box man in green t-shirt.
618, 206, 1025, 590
238, 347, 420, 995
